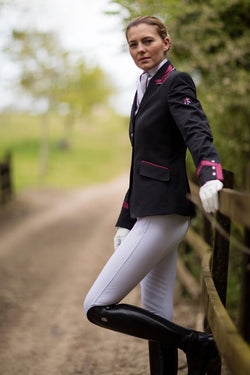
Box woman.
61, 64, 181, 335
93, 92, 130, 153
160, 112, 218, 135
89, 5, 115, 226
84, 16, 223, 375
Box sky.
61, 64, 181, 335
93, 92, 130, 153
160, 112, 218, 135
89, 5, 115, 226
0, 0, 141, 115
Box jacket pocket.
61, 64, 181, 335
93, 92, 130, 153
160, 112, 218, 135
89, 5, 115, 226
139, 160, 170, 182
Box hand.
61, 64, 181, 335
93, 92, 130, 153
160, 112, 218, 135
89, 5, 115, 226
114, 227, 130, 250
199, 180, 223, 213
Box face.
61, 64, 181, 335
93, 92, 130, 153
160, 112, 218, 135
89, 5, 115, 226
127, 23, 170, 71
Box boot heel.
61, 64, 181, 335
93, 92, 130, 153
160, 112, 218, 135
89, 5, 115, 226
181, 332, 218, 375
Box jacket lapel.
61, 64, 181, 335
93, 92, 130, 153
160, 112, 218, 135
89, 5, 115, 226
129, 94, 137, 144
135, 61, 172, 116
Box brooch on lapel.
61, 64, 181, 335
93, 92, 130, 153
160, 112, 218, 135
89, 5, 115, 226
155, 64, 175, 85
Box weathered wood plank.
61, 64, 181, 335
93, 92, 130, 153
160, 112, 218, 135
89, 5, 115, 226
219, 188, 250, 228
185, 228, 211, 260
189, 181, 250, 228
201, 253, 250, 375
188, 173, 250, 374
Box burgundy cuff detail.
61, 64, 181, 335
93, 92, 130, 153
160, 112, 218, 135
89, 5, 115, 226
197, 160, 223, 180
122, 201, 129, 210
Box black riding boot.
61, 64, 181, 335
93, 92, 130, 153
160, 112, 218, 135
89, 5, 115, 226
87, 303, 217, 375
148, 340, 178, 375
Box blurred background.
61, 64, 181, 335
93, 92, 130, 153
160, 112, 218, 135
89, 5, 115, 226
0, 0, 249, 193
0, 2, 249, 373
0, 0, 140, 193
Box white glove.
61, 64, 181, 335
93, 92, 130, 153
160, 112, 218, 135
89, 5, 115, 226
114, 227, 130, 250
199, 180, 223, 213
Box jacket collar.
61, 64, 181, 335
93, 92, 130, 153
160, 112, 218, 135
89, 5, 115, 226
134, 60, 173, 117
129, 60, 174, 140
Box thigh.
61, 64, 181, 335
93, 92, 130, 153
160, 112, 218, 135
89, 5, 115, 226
140, 216, 190, 320
140, 249, 178, 321
84, 215, 189, 314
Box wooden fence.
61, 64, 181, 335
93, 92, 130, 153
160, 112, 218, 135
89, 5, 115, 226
184, 170, 250, 375
0, 152, 12, 203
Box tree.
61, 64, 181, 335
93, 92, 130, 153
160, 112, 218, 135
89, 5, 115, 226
168, 0, 250, 188
108, 0, 250, 187
6, 29, 114, 176
9, 30, 69, 111
57, 60, 113, 148
59, 60, 112, 118
7, 30, 71, 176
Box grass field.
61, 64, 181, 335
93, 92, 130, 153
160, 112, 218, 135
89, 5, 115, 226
0, 107, 131, 192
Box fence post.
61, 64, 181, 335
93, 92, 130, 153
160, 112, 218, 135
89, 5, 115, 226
0, 152, 12, 203
239, 164, 250, 343
202, 215, 213, 246
206, 169, 234, 375
212, 170, 234, 304
238, 229, 250, 344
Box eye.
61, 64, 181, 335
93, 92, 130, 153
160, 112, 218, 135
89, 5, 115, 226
144, 39, 153, 45
129, 42, 137, 49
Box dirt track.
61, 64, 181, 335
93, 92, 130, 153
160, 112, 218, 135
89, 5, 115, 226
0, 176, 199, 375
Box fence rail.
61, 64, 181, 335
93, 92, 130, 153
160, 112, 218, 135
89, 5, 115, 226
186, 171, 250, 375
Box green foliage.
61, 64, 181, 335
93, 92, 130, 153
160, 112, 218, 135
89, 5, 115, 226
9, 30, 68, 110
0, 110, 130, 192
109, 0, 250, 188
6, 29, 114, 118
5, 28, 115, 177
108, 0, 169, 20
59, 61, 113, 118
169, 0, 250, 188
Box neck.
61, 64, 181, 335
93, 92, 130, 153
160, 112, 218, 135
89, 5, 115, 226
147, 58, 168, 77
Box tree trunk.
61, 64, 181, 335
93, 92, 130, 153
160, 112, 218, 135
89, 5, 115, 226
39, 113, 49, 178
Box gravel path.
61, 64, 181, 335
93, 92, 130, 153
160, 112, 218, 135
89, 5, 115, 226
0, 176, 199, 375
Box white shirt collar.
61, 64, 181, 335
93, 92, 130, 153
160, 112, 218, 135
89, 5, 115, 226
147, 58, 168, 78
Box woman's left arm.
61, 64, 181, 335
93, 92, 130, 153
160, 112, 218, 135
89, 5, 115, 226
167, 72, 223, 212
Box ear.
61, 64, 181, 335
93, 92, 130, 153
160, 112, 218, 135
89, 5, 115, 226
163, 37, 170, 52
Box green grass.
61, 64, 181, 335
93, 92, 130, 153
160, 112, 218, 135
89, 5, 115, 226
0, 108, 131, 192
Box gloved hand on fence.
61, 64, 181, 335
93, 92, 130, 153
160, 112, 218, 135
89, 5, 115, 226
114, 227, 130, 250
199, 180, 223, 213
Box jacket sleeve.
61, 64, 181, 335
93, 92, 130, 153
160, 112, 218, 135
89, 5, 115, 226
115, 190, 137, 230
167, 72, 223, 185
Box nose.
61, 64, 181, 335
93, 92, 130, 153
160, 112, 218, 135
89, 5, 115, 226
137, 42, 146, 53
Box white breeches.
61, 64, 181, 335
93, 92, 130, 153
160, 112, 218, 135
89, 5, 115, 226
84, 215, 189, 320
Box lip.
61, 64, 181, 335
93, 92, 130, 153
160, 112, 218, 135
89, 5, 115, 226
139, 57, 150, 62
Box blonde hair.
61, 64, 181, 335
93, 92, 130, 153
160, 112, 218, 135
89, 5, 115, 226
126, 16, 171, 52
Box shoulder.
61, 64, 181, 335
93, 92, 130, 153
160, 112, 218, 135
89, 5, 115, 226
166, 70, 195, 88
161, 70, 197, 99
